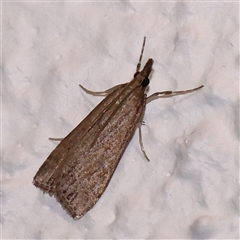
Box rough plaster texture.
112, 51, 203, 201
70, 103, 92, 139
2, 1, 239, 239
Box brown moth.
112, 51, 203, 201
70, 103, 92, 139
33, 37, 203, 219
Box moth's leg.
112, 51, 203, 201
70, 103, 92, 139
146, 85, 204, 104
79, 37, 147, 97
49, 83, 127, 141
79, 84, 125, 97
49, 138, 63, 141
138, 124, 150, 162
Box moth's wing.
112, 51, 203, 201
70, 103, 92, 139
55, 87, 146, 219
33, 83, 127, 194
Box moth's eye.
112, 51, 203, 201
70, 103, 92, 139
134, 72, 140, 78
141, 78, 150, 87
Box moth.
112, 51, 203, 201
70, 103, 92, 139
33, 37, 203, 219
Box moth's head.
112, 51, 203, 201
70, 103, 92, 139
141, 58, 153, 78
134, 58, 153, 88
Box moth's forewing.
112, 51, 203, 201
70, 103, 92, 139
54, 79, 146, 219
33, 84, 128, 193
33, 55, 152, 219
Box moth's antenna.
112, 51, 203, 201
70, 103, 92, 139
136, 36, 146, 73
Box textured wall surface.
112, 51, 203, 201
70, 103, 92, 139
3, 1, 239, 239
